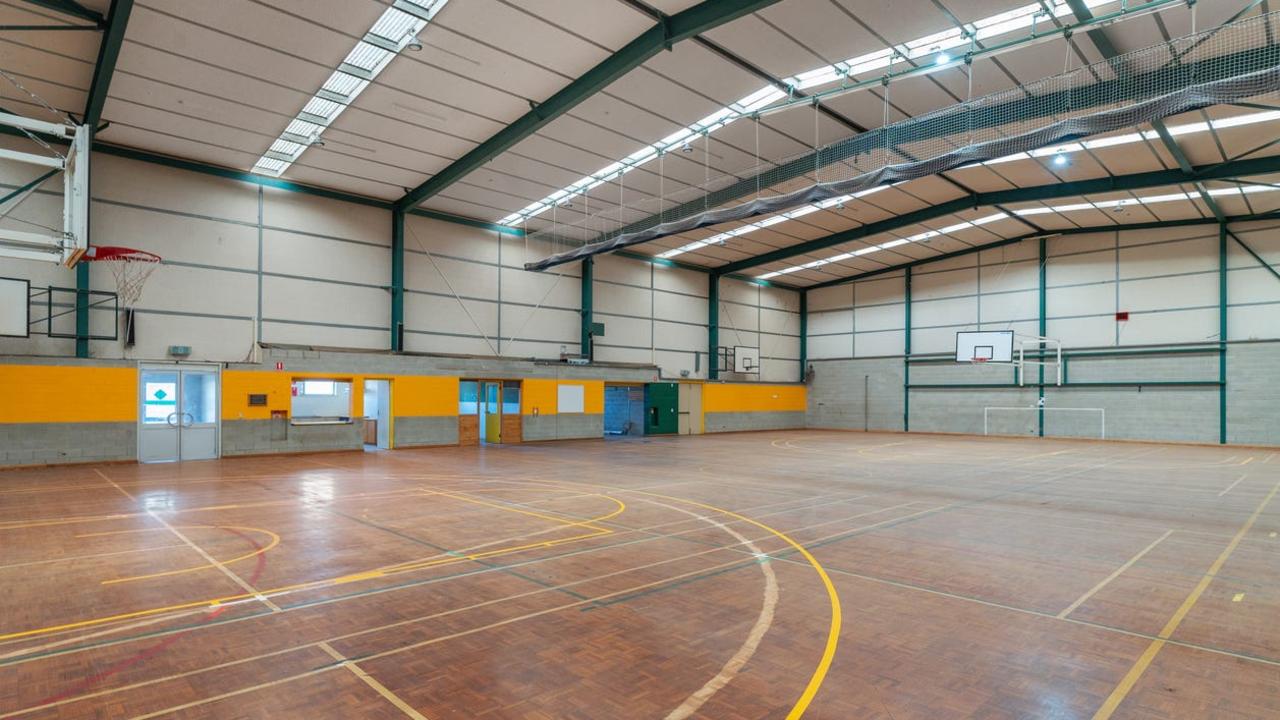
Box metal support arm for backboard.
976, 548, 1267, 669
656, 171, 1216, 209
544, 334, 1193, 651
0, 112, 88, 266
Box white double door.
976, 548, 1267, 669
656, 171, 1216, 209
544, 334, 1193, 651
138, 364, 220, 463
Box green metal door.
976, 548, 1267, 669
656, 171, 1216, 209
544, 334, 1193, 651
645, 383, 678, 435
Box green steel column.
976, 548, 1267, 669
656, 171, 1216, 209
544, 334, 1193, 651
391, 209, 405, 351
1219, 222, 1228, 444
798, 290, 808, 383
75, 126, 93, 358
903, 267, 911, 433
580, 256, 593, 358
1038, 236, 1047, 437
708, 273, 720, 380
74, 261, 89, 358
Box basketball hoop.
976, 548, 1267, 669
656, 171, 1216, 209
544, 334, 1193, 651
971, 357, 989, 364
82, 246, 161, 308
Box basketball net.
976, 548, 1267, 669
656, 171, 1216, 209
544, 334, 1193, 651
83, 246, 161, 308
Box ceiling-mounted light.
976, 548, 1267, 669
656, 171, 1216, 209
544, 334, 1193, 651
933, 47, 951, 65
308, 131, 325, 148
404, 32, 423, 52
1053, 153, 1068, 166
681, 140, 694, 154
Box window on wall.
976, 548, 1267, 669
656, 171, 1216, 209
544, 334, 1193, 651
459, 381, 478, 415
290, 379, 352, 424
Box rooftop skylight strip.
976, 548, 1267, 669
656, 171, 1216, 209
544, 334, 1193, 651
250, 3, 445, 178
755, 185, 1280, 279
499, 0, 1123, 225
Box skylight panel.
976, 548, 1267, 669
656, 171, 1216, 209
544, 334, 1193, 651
498, 0, 1130, 226
251, 3, 446, 178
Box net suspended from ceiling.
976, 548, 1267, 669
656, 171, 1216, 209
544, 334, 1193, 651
524, 11, 1280, 272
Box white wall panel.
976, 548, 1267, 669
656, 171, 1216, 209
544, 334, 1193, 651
1047, 282, 1115, 317
809, 309, 852, 336
856, 302, 905, 333
405, 293, 497, 338
406, 253, 498, 299
913, 267, 976, 301
856, 330, 905, 357
981, 289, 1038, 324
1119, 309, 1218, 346
262, 276, 386, 329
407, 215, 500, 264
1120, 274, 1216, 313
809, 333, 853, 360
94, 153, 257, 223
93, 203, 257, 270
1119, 237, 1215, 278
912, 296, 976, 328
262, 189, 389, 246
808, 284, 853, 311
1047, 249, 1114, 286
264, 230, 389, 287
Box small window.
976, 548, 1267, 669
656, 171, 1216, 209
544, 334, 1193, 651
297, 380, 337, 396
290, 379, 352, 424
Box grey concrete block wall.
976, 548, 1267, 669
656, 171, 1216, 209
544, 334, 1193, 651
704, 411, 805, 433
1043, 386, 1218, 443
805, 341, 1277, 446
222, 419, 362, 456
0, 422, 136, 466
909, 388, 1039, 436
523, 413, 604, 442
1227, 341, 1280, 446
393, 416, 459, 447
806, 357, 904, 431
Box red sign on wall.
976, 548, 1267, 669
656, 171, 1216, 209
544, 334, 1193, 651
1116, 311, 1130, 321
276, 361, 284, 370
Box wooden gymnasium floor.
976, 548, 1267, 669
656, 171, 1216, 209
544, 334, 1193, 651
1, 431, 1278, 719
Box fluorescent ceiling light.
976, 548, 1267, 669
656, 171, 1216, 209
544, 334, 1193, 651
756, 184, 1280, 279
251, 0, 450, 177
499, 0, 1120, 226
668, 109, 1280, 262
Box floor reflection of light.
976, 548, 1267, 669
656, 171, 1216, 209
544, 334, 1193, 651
300, 474, 335, 503
141, 492, 176, 512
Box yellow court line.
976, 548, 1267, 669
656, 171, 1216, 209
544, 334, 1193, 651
100, 526, 281, 586
1091, 478, 1280, 719
612, 487, 841, 720
0, 494, 627, 643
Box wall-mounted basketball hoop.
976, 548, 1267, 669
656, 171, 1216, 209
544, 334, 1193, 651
956, 330, 1063, 386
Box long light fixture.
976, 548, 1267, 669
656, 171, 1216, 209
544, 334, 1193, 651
251, 0, 449, 177
497, 0, 1121, 226
756, 184, 1280, 279
660, 109, 1280, 263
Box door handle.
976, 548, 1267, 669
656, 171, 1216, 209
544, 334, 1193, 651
182, 412, 195, 428
166, 412, 178, 427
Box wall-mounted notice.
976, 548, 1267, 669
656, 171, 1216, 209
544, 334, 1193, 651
557, 383, 585, 414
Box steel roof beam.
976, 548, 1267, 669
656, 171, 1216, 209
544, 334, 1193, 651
18, 0, 102, 26
83, 0, 133, 129
716, 154, 1280, 274
605, 23, 1271, 246
393, 0, 780, 212
1064, 0, 1225, 222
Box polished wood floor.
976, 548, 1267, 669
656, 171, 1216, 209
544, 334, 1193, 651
1, 431, 1277, 719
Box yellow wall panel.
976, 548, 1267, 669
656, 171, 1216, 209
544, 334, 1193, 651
702, 383, 806, 413
222, 371, 461, 420
392, 376, 458, 417
522, 379, 557, 416
521, 379, 604, 415
221, 370, 292, 420
0, 365, 137, 423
